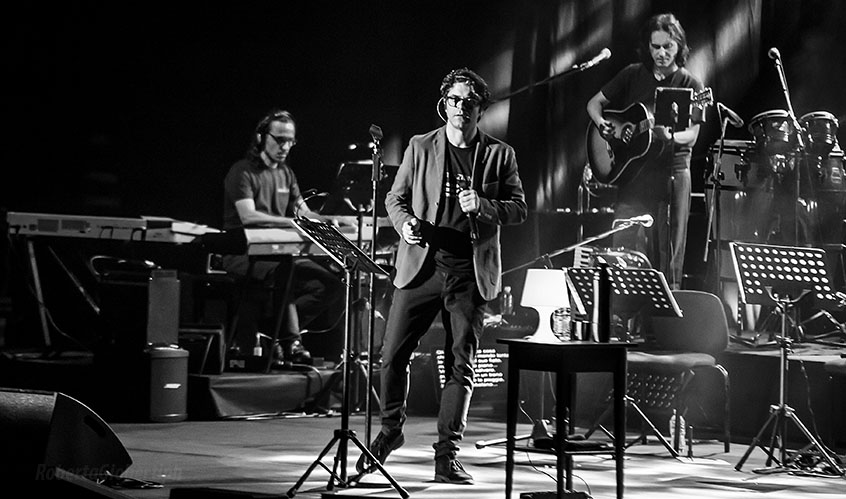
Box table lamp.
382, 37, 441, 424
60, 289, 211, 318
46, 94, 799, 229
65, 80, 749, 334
520, 268, 569, 342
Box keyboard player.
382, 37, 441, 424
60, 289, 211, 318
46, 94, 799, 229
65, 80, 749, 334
221, 109, 346, 366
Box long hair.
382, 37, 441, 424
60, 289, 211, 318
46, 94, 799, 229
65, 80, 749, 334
637, 13, 690, 69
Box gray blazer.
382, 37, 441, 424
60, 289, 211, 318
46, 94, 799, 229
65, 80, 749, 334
385, 126, 527, 301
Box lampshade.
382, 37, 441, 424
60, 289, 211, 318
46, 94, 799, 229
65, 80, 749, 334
520, 268, 569, 342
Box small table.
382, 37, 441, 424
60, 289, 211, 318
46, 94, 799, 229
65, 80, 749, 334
498, 338, 630, 499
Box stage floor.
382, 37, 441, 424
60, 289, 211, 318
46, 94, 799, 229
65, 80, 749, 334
101, 414, 845, 499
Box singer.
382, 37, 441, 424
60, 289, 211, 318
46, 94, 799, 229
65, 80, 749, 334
358, 68, 527, 484
586, 12, 705, 289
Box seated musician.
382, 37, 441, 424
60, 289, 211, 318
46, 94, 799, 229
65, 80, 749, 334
221, 109, 345, 365
586, 12, 704, 290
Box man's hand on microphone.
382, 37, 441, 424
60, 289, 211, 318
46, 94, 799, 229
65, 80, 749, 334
402, 218, 425, 246
458, 189, 480, 214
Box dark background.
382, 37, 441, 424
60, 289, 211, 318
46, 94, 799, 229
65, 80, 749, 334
3, 0, 845, 333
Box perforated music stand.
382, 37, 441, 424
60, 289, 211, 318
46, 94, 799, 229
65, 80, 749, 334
567, 266, 681, 341
731, 242, 844, 476
286, 218, 408, 498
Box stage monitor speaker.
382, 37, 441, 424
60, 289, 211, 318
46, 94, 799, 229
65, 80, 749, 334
0, 388, 132, 481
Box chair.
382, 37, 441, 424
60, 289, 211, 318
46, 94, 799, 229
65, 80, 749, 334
627, 290, 732, 453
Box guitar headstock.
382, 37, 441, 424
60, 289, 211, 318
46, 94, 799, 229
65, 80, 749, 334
693, 87, 714, 109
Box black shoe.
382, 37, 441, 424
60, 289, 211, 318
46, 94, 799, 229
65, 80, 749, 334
274, 340, 312, 365
434, 457, 473, 484
355, 430, 405, 474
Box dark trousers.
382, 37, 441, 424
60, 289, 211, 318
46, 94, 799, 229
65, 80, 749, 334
221, 254, 343, 351
613, 156, 691, 289
379, 268, 486, 459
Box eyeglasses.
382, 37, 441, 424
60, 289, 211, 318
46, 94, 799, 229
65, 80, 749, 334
444, 95, 481, 108
267, 134, 297, 147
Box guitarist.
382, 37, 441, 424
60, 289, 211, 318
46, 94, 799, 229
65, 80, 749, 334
586, 12, 704, 290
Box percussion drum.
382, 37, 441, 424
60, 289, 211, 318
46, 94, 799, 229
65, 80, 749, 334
800, 111, 840, 158
814, 147, 845, 192
706, 140, 759, 190
748, 110, 797, 156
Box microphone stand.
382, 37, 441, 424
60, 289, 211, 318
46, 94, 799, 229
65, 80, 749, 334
772, 51, 808, 245
365, 125, 384, 448
665, 104, 679, 289
703, 116, 730, 288
502, 220, 646, 275
493, 50, 609, 102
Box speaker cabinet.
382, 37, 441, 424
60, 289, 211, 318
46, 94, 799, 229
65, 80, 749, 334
0, 388, 132, 480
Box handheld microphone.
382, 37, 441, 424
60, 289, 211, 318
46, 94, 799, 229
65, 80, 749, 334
577, 48, 612, 71
768, 47, 781, 61
717, 102, 744, 128
457, 178, 479, 242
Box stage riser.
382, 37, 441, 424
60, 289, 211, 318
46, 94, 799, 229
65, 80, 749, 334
721, 350, 845, 451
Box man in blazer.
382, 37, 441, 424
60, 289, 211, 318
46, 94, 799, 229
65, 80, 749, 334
357, 67, 527, 484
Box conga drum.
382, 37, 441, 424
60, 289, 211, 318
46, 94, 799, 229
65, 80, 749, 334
748, 110, 797, 156
799, 111, 840, 158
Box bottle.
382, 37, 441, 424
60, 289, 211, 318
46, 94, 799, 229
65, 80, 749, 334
253, 333, 263, 357
551, 307, 570, 341
668, 409, 687, 455
500, 286, 514, 316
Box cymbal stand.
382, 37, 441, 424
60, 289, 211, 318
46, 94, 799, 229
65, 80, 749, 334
735, 288, 844, 476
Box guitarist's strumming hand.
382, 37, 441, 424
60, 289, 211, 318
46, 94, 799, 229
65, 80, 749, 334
597, 119, 616, 140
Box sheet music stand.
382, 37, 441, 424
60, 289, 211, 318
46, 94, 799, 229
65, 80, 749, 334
285, 218, 408, 498
731, 242, 844, 476
568, 265, 684, 457
567, 266, 681, 342
654, 87, 693, 131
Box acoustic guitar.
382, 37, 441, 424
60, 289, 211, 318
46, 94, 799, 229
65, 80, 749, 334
586, 87, 713, 185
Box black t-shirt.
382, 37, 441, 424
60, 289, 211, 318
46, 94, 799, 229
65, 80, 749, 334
601, 63, 704, 157
433, 141, 474, 273
601, 63, 704, 202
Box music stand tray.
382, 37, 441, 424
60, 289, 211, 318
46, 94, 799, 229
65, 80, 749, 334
286, 218, 407, 498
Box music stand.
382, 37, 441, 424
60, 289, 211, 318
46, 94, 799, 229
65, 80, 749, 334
567, 266, 682, 341
285, 218, 408, 498
731, 242, 844, 476
654, 87, 692, 131
569, 265, 684, 457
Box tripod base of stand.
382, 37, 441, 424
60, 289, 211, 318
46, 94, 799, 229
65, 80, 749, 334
287, 429, 409, 499
585, 395, 680, 459
735, 404, 845, 477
